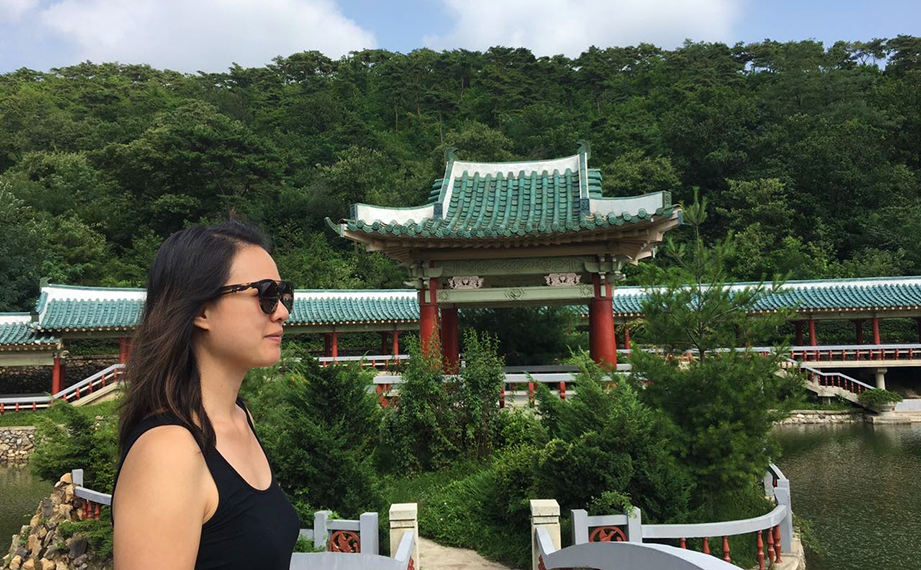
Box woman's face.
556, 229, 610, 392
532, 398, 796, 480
195, 245, 290, 371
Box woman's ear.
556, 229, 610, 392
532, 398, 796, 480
193, 302, 212, 332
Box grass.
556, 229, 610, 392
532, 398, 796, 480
0, 399, 121, 427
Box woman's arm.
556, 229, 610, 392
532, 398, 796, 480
112, 425, 210, 570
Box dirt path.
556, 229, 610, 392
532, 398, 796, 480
418, 536, 516, 570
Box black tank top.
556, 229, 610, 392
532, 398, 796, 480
111, 397, 300, 569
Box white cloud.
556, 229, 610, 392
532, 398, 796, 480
0, 0, 39, 22
424, 0, 742, 56
36, 0, 376, 72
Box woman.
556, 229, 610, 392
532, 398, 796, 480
111, 220, 299, 569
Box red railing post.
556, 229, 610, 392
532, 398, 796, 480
774, 525, 782, 563
499, 384, 506, 408
528, 380, 535, 405
680, 538, 687, 549
558, 381, 566, 400
702, 537, 710, 555
721, 536, 730, 562
757, 530, 765, 570
766, 525, 774, 563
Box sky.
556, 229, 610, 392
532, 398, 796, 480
0, 0, 918, 74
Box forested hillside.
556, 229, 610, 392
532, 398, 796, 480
2, 37, 920, 311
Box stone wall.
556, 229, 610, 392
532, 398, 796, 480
2, 473, 110, 570
0, 428, 35, 462
778, 409, 865, 425
0, 357, 118, 395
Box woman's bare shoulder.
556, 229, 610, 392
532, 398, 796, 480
117, 425, 207, 491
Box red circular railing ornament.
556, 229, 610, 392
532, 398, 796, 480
588, 526, 627, 542
328, 530, 361, 553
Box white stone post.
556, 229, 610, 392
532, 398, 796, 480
359, 512, 379, 555
313, 510, 330, 550
874, 368, 887, 390
774, 482, 794, 553
530, 499, 561, 570
626, 507, 643, 543
389, 503, 419, 567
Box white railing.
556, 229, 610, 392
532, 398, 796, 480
0, 364, 124, 414
535, 465, 793, 570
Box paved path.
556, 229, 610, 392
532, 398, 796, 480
418, 536, 515, 570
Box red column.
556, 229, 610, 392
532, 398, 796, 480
392, 331, 400, 356
418, 277, 440, 355
624, 324, 631, 350
441, 307, 460, 373
51, 355, 62, 394
380, 332, 388, 356
119, 337, 128, 363
808, 319, 817, 346
330, 332, 339, 358
589, 274, 617, 368
872, 317, 881, 345
853, 320, 864, 344
794, 321, 804, 346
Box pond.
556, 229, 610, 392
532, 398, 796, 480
0, 462, 53, 547
776, 422, 921, 570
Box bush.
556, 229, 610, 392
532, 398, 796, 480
379, 333, 459, 472
30, 400, 118, 491
858, 388, 903, 407
241, 345, 384, 520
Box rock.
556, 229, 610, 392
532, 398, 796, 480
69, 538, 87, 558
41, 500, 53, 520
43, 545, 58, 560
55, 561, 67, 570
15, 546, 28, 559
22, 558, 35, 570
73, 553, 88, 566
28, 534, 41, 558
60, 473, 72, 485
9, 554, 22, 570
54, 504, 73, 521
29, 515, 40, 528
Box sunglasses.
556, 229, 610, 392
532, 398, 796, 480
214, 279, 295, 315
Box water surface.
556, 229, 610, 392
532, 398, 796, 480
0, 462, 52, 546
776, 423, 921, 570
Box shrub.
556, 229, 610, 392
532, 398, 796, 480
858, 388, 903, 407
379, 333, 459, 472
242, 345, 384, 519
30, 400, 118, 491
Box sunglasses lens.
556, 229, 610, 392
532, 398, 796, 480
256, 280, 293, 315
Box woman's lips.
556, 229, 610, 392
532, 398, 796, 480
266, 335, 282, 343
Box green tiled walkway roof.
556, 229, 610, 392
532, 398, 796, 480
32, 285, 146, 332
287, 291, 418, 325
0, 314, 60, 350
584, 276, 921, 316
328, 143, 676, 241
6, 277, 920, 339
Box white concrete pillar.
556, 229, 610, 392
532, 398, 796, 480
389, 503, 419, 568
530, 499, 561, 570
874, 368, 888, 390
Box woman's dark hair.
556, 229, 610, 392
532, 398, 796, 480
117, 219, 272, 457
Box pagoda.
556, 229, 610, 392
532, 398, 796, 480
327, 142, 681, 369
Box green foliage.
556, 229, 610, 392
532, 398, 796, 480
632, 195, 801, 510
459, 306, 583, 365
455, 329, 504, 456
240, 346, 383, 519
857, 388, 903, 407
58, 514, 114, 560
30, 400, 119, 492
380, 334, 458, 472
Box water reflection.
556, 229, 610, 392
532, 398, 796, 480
776, 423, 921, 570
0, 463, 52, 544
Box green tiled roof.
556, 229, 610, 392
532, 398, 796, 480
585, 276, 921, 316
37, 298, 145, 331
21, 277, 921, 335
328, 143, 676, 241
287, 291, 418, 325
0, 315, 59, 349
